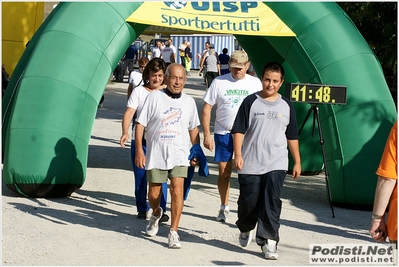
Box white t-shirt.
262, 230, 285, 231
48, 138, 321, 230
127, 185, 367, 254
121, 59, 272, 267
178, 43, 187, 56
203, 73, 262, 135
137, 89, 200, 170
152, 47, 161, 58
202, 49, 209, 66
127, 85, 152, 140
161, 45, 176, 63
128, 70, 143, 88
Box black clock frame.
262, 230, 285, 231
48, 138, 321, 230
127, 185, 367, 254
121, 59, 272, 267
286, 83, 347, 105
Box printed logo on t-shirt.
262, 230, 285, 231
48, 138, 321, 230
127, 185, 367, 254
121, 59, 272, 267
224, 89, 249, 97
158, 107, 182, 141
225, 89, 250, 108
162, 107, 182, 127
267, 111, 280, 120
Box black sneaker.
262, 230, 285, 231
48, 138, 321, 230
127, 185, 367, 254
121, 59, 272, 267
137, 211, 146, 220
159, 212, 169, 223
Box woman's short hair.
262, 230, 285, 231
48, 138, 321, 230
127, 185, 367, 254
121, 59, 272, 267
142, 58, 167, 86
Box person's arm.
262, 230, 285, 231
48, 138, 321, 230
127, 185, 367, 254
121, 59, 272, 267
134, 123, 146, 169
199, 52, 207, 72
127, 83, 133, 99
369, 176, 396, 242
287, 139, 301, 179
233, 133, 244, 170
120, 107, 136, 148
189, 127, 200, 145
201, 103, 214, 151
189, 127, 200, 167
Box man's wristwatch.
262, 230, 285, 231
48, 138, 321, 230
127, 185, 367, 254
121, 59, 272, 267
372, 213, 384, 220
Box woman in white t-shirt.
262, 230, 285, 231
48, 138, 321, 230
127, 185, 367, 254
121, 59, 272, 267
120, 58, 170, 222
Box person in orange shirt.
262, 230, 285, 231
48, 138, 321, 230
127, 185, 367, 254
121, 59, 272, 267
369, 120, 397, 264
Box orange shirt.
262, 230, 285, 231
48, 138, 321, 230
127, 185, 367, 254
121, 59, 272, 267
376, 121, 398, 241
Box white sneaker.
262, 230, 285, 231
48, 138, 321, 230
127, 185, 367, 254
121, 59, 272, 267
216, 208, 229, 222
262, 240, 278, 260
239, 230, 253, 247
146, 207, 163, 236
168, 229, 181, 249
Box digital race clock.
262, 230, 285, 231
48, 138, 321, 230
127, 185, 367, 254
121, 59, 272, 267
286, 83, 347, 105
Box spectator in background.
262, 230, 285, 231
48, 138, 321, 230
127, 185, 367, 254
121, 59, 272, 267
178, 40, 188, 68
219, 48, 230, 75
122, 43, 139, 80
184, 42, 192, 76
127, 57, 149, 99
199, 42, 211, 83
205, 49, 220, 88
152, 41, 162, 59
162, 38, 177, 66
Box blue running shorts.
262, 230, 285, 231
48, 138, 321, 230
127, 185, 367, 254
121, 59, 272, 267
214, 133, 233, 162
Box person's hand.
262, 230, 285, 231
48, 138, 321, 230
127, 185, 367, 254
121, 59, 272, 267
135, 150, 146, 169
120, 133, 129, 148
190, 157, 200, 167
291, 163, 301, 179
203, 135, 214, 152
234, 155, 244, 170
369, 218, 387, 242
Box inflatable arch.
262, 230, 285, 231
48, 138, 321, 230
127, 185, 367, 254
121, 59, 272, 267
2, 2, 396, 205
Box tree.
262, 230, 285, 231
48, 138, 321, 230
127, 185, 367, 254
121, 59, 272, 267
338, 2, 397, 92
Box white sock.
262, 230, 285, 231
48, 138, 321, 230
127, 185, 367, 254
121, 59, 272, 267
221, 204, 229, 211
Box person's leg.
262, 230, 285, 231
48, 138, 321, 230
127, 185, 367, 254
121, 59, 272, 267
169, 176, 185, 231
131, 140, 149, 214
218, 160, 232, 206
181, 56, 186, 68
214, 133, 234, 214
167, 166, 187, 249
121, 60, 127, 81
236, 174, 261, 232
148, 182, 163, 217
128, 60, 134, 77
208, 72, 218, 87
256, 170, 286, 246
160, 182, 168, 212
146, 169, 169, 236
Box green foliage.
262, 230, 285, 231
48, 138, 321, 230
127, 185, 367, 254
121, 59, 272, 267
338, 2, 397, 90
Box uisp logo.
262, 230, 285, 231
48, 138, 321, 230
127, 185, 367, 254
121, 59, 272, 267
164, 1, 187, 9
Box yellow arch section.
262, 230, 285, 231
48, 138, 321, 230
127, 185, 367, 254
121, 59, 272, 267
2, 2, 44, 76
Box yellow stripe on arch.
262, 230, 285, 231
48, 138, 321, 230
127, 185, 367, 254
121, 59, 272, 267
126, 1, 295, 37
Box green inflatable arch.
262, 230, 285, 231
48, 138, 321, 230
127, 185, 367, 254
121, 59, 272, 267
2, 2, 396, 205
